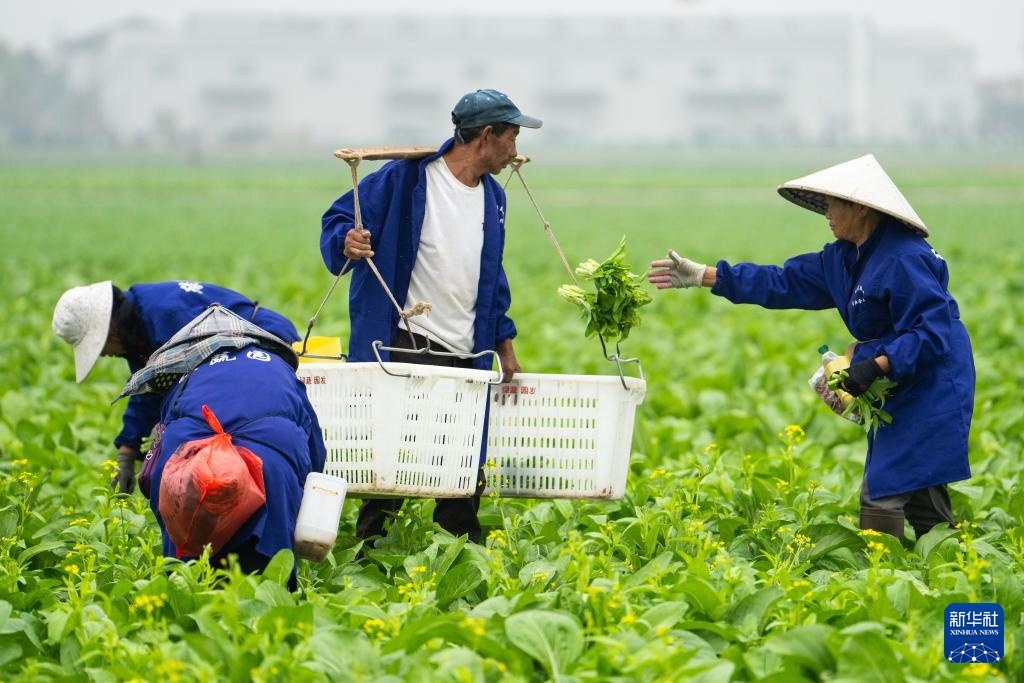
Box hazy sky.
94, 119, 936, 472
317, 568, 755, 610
3, 0, 1022, 78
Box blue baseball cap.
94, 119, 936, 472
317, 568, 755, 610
451, 89, 542, 131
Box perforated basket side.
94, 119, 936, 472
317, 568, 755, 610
299, 362, 491, 498
299, 365, 376, 486
484, 373, 645, 499
381, 373, 487, 496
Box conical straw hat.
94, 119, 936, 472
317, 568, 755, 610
777, 154, 928, 237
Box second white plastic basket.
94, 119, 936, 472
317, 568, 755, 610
484, 373, 646, 499
298, 362, 493, 497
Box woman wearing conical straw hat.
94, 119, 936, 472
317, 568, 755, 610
647, 155, 974, 541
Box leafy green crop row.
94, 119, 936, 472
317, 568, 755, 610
0, 162, 1021, 681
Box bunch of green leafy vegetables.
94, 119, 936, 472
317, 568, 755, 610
827, 370, 898, 437
558, 237, 652, 343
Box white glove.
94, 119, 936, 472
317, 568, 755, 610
647, 250, 707, 289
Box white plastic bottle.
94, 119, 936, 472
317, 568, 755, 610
809, 344, 858, 420
293, 472, 348, 562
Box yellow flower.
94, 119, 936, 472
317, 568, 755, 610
10, 459, 28, 468
459, 617, 487, 636
487, 529, 508, 548
69, 518, 90, 527
153, 659, 185, 683
965, 559, 990, 583
130, 593, 167, 615
619, 613, 637, 626
362, 618, 386, 635
858, 528, 882, 537
703, 443, 719, 455
962, 663, 1001, 678
410, 565, 427, 575
792, 533, 815, 549
866, 541, 888, 555
783, 424, 805, 443
649, 468, 667, 479
655, 625, 670, 637
65, 564, 80, 576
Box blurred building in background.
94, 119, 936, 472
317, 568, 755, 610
9, 11, 1021, 152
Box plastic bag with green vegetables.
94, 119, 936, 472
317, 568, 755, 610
558, 237, 652, 342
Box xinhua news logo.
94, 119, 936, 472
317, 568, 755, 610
944, 603, 1004, 664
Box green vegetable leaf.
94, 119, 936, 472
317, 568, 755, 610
505, 610, 583, 678
559, 237, 652, 343
828, 371, 898, 436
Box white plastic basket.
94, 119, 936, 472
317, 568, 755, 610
484, 373, 646, 499
298, 362, 494, 497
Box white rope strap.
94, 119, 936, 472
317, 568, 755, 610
506, 159, 579, 288
344, 158, 431, 321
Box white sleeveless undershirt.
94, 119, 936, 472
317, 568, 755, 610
399, 157, 484, 353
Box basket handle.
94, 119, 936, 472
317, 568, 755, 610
371, 340, 504, 385
597, 335, 645, 389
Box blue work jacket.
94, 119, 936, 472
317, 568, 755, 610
150, 344, 326, 562
320, 138, 517, 371
115, 282, 299, 449
712, 216, 974, 498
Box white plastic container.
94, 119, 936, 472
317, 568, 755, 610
297, 362, 494, 497
484, 372, 646, 499
293, 472, 348, 562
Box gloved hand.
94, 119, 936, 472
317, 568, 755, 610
840, 358, 884, 397
647, 250, 707, 289
113, 448, 138, 494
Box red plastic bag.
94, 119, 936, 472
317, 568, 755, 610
158, 404, 267, 558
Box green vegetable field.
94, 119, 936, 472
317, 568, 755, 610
1, 159, 1021, 681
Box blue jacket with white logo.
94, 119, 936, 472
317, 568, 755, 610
115, 282, 299, 449
712, 216, 974, 498
319, 138, 517, 371
149, 344, 326, 563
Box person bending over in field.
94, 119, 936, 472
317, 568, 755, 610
647, 155, 974, 541
115, 305, 325, 590
52, 280, 300, 494
320, 88, 541, 545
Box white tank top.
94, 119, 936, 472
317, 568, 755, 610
399, 157, 484, 353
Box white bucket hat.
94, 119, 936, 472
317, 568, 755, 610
777, 154, 928, 237
52, 281, 114, 383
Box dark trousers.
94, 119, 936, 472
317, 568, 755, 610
859, 473, 956, 540
355, 329, 486, 543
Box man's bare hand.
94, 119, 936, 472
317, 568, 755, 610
343, 228, 374, 259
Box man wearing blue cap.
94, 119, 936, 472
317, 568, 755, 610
320, 88, 542, 545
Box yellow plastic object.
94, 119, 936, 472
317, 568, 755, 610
293, 337, 345, 363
